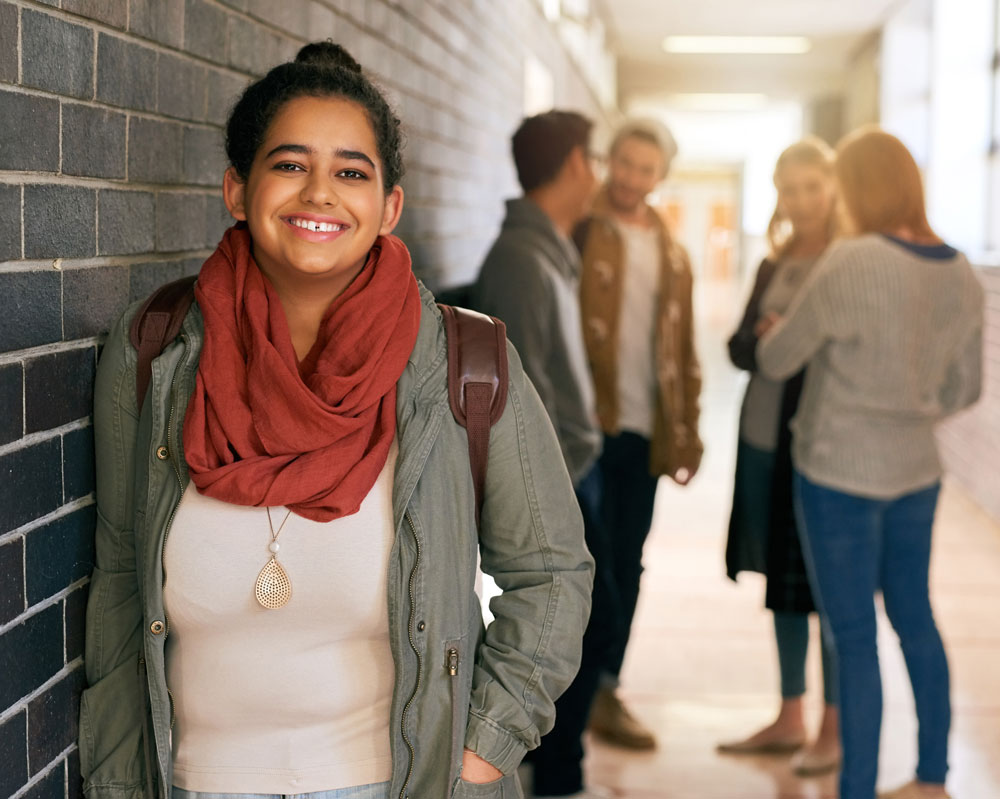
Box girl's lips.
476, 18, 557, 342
281, 215, 349, 242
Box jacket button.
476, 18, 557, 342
417, 621, 426, 632
155, 446, 169, 460
150, 620, 165, 635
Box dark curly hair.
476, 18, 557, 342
225, 41, 404, 191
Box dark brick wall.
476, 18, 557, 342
0, 1, 612, 796
939, 267, 1000, 521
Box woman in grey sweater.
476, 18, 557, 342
757, 127, 983, 799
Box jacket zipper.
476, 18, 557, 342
160, 341, 186, 732
137, 655, 156, 799
446, 645, 461, 782
398, 512, 422, 799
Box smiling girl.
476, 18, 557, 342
80, 42, 592, 799
719, 138, 840, 775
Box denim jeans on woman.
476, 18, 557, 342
793, 472, 949, 799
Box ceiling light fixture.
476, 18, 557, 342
662, 36, 812, 54
669, 93, 770, 110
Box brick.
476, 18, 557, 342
63, 426, 96, 503
0, 362, 22, 445
98, 190, 155, 256
129, 260, 188, 301
156, 192, 207, 252
158, 52, 206, 122
0, 603, 63, 708
23, 765, 63, 799
64, 585, 88, 663
62, 104, 127, 179
0, 2, 18, 83
215, 0, 247, 11
24, 347, 96, 433
228, 15, 295, 75
21, 10, 94, 100
128, 117, 184, 183
129, 0, 184, 49
0, 183, 19, 262
68, 749, 83, 799
97, 34, 157, 112
206, 67, 247, 126
183, 126, 226, 186
63, 265, 131, 340
25, 507, 96, 605
307, 3, 337, 37
0, 712, 28, 799
0, 271, 61, 354
0, 537, 24, 625
23, 185, 96, 259
28, 668, 87, 776
63, 0, 128, 28
184, 0, 229, 63
206, 194, 233, 247
246, 0, 310, 38
0, 90, 60, 173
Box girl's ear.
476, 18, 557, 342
223, 167, 248, 221
379, 185, 405, 235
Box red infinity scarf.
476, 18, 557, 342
183, 225, 421, 521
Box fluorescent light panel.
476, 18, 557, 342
662, 36, 812, 54
670, 93, 769, 110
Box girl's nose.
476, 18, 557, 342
300, 172, 339, 206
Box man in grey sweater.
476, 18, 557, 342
474, 110, 601, 485
473, 111, 608, 799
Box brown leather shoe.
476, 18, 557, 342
587, 687, 656, 750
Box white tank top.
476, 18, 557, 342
163, 443, 397, 794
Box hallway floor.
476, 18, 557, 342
581, 282, 1000, 798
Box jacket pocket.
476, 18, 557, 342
79, 656, 147, 790
452, 772, 523, 799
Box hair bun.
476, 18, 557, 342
295, 41, 361, 73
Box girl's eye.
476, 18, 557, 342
274, 162, 305, 172
338, 169, 368, 180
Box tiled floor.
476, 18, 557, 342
581, 282, 1000, 798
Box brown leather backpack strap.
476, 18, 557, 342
438, 303, 508, 525
128, 275, 197, 413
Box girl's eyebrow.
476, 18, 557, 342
264, 143, 376, 169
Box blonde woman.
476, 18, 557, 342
758, 127, 984, 799
719, 138, 840, 776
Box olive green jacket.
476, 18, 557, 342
80, 284, 593, 799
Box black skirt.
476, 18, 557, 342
725, 371, 817, 615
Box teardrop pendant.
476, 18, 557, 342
255, 557, 292, 609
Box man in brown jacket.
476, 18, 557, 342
574, 120, 704, 750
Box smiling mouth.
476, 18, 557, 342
286, 217, 348, 233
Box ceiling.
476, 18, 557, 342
594, 0, 905, 105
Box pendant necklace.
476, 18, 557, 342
255, 507, 293, 609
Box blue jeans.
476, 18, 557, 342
172, 783, 390, 799
794, 473, 949, 799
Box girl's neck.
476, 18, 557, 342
263, 269, 363, 362
786, 232, 828, 259
887, 225, 943, 246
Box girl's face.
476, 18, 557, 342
775, 162, 835, 241
223, 95, 403, 295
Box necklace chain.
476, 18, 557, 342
265, 506, 293, 543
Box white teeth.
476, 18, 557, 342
289, 218, 344, 232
